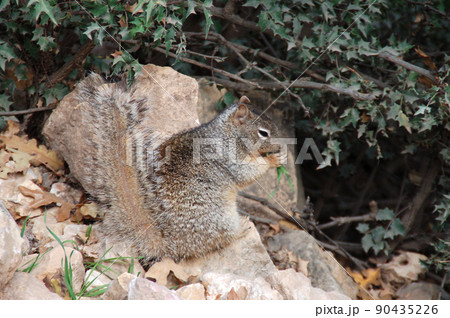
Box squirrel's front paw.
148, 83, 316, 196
266, 151, 287, 167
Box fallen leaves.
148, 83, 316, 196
145, 257, 200, 287
18, 186, 75, 222
0, 121, 64, 179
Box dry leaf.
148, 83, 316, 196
381, 251, 427, 284
348, 267, 381, 290
279, 219, 299, 230
415, 47, 437, 71
227, 288, 240, 300
145, 257, 195, 287
18, 185, 75, 222
0, 150, 32, 179
0, 135, 64, 174
80, 203, 100, 219
4, 120, 21, 137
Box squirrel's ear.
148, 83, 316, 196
234, 104, 249, 125
239, 96, 251, 104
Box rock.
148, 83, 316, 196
1, 272, 62, 300
196, 78, 227, 123
43, 64, 199, 189
176, 283, 206, 300
31, 206, 66, 242
83, 269, 113, 295
395, 282, 441, 300
128, 277, 180, 300
61, 223, 88, 243
133, 64, 200, 144
102, 272, 136, 300
0, 209, 28, 290
268, 269, 350, 300
28, 245, 85, 293
179, 221, 278, 280
202, 273, 282, 300
267, 230, 358, 298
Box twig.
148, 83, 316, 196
311, 222, 366, 270
201, 76, 377, 101
151, 46, 261, 88
185, 32, 322, 78
238, 209, 276, 225
317, 212, 377, 230
44, 40, 95, 89
218, 33, 309, 113
0, 105, 56, 117
406, 0, 450, 19
238, 191, 308, 229
378, 52, 439, 85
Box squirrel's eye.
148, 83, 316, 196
258, 128, 270, 139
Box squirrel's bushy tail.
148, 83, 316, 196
75, 74, 164, 259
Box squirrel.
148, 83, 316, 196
74, 73, 284, 262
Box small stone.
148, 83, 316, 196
176, 283, 206, 300
268, 269, 350, 300
395, 282, 440, 300
0, 210, 28, 290
1, 272, 62, 300
202, 272, 282, 300
128, 277, 180, 300
28, 245, 85, 293
102, 272, 136, 300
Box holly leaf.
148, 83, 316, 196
384, 218, 406, 239
28, 0, 58, 25
356, 223, 370, 234
376, 208, 394, 221
396, 110, 412, 134
361, 233, 374, 253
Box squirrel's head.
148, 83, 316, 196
228, 96, 281, 165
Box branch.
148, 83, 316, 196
201, 76, 377, 100
44, 40, 95, 89
378, 52, 439, 85
215, 32, 309, 113
0, 105, 56, 117
238, 191, 308, 230
317, 212, 376, 230
151, 46, 261, 88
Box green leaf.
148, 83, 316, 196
84, 22, 101, 40
27, 0, 58, 25
258, 11, 269, 31
37, 36, 57, 51
384, 218, 406, 239
371, 226, 386, 243
203, 6, 213, 38
0, 94, 13, 110
31, 27, 44, 41
361, 233, 374, 253
356, 223, 370, 234
243, 0, 262, 8
90, 4, 108, 17
376, 208, 394, 221
223, 92, 235, 106
0, 0, 9, 12
186, 0, 197, 17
